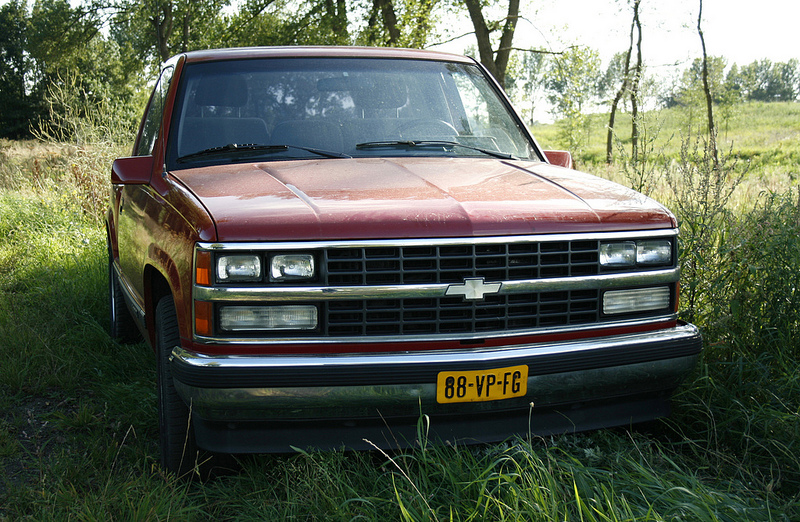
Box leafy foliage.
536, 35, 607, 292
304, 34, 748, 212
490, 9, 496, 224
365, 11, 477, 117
729, 58, 800, 102
544, 46, 601, 152
0, 1, 37, 138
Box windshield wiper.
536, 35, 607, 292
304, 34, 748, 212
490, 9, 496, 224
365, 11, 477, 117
355, 140, 518, 160
177, 143, 350, 163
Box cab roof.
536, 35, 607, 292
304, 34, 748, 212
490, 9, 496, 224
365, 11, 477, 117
179, 46, 476, 65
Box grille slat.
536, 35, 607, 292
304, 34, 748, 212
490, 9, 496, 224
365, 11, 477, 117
322, 240, 601, 285
323, 290, 601, 336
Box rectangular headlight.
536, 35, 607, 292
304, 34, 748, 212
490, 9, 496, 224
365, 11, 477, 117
599, 242, 636, 267
601, 239, 673, 268
270, 254, 315, 281
603, 287, 670, 315
217, 254, 262, 282
219, 305, 318, 331
636, 240, 672, 265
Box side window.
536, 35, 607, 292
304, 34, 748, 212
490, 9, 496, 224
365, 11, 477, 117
135, 66, 174, 156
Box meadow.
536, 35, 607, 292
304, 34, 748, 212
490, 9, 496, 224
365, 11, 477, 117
1, 102, 799, 520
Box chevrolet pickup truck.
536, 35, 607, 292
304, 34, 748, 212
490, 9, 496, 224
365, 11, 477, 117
106, 46, 702, 476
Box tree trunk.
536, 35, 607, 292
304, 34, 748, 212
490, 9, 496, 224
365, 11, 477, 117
697, 0, 719, 166
325, 0, 349, 41
629, 0, 642, 163
494, 0, 520, 87
372, 0, 401, 45
606, 1, 636, 164
150, 2, 174, 63
462, 0, 519, 88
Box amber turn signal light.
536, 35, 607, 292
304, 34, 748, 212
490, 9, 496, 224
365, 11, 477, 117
195, 300, 213, 336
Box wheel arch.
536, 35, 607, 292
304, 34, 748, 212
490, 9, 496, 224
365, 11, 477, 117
143, 261, 186, 350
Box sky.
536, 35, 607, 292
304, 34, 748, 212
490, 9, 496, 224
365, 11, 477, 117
431, 0, 800, 73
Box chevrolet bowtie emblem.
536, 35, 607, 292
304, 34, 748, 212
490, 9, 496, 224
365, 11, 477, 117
445, 277, 502, 300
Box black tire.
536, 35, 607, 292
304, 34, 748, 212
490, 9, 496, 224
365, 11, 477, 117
155, 295, 200, 477
108, 242, 142, 343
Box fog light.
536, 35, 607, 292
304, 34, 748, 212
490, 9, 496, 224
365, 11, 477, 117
599, 242, 636, 267
219, 305, 318, 331
218, 254, 262, 282
603, 287, 670, 314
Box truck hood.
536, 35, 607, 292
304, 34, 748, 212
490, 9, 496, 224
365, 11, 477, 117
172, 158, 676, 241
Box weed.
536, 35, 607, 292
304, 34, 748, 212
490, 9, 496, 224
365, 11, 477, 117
612, 110, 672, 197
665, 129, 746, 325
3, 102, 800, 519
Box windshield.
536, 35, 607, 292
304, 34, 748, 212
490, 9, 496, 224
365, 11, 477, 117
167, 57, 539, 168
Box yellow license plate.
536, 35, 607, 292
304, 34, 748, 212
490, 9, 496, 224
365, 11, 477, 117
436, 365, 528, 404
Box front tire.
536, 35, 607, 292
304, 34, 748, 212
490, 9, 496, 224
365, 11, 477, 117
155, 295, 199, 477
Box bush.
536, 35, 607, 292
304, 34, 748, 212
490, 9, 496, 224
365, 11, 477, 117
725, 189, 800, 356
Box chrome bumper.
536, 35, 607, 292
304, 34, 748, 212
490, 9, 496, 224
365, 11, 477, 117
171, 323, 701, 422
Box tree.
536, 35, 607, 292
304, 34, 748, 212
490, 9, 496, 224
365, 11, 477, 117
697, 0, 717, 166
460, 0, 519, 88
603, 53, 630, 163
628, 0, 643, 163
1, 0, 139, 139
772, 59, 800, 101
731, 59, 800, 102
219, 0, 290, 47
604, 1, 638, 164
0, 0, 36, 138
545, 45, 601, 151
112, 0, 229, 64
505, 50, 548, 124
364, 0, 438, 48
666, 57, 729, 107
367, 0, 402, 46
221, 0, 439, 50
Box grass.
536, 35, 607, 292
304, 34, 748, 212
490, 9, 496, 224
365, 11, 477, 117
2, 99, 800, 519
531, 101, 800, 171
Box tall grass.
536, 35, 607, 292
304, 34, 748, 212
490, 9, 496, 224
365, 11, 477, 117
533, 101, 800, 178
2, 101, 800, 519
575, 105, 800, 508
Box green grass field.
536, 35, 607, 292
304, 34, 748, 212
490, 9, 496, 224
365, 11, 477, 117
1, 102, 799, 520
532, 101, 800, 168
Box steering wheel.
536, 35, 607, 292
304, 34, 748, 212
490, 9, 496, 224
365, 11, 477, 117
397, 119, 458, 139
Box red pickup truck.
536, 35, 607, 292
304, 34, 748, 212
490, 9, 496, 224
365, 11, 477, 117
106, 46, 701, 476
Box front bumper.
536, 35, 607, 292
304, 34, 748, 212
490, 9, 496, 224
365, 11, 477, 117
171, 323, 701, 452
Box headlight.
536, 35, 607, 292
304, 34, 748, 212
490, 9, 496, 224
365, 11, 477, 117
270, 254, 315, 281
600, 239, 673, 268
219, 305, 318, 331
636, 240, 672, 265
599, 242, 636, 267
217, 254, 262, 282
603, 287, 670, 314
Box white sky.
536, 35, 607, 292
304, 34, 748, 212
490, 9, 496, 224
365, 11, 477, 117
431, 0, 800, 71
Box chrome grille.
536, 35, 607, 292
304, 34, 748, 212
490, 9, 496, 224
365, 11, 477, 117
324, 240, 600, 286
325, 290, 600, 336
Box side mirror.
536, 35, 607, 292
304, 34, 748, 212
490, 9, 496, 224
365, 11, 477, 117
111, 156, 155, 185
543, 150, 574, 169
